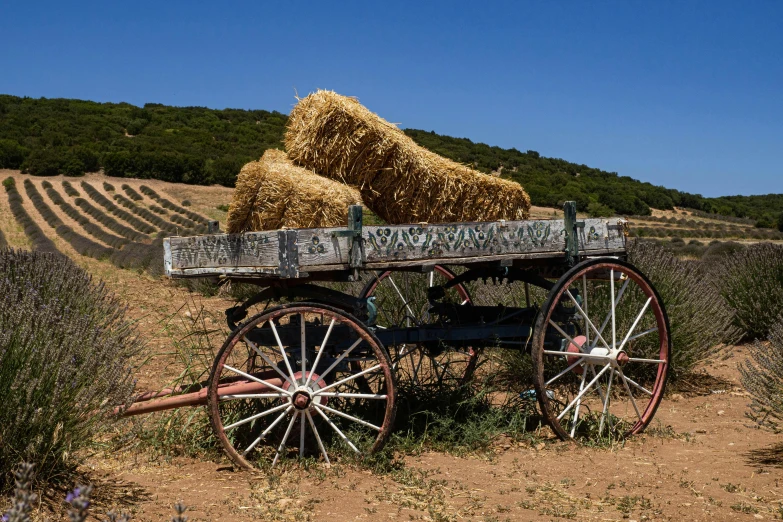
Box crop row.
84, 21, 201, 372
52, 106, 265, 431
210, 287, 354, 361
121, 184, 143, 201
6, 177, 166, 274
80, 182, 157, 235
634, 212, 755, 226
41, 181, 129, 249
74, 198, 150, 242
140, 184, 210, 224
148, 203, 168, 215
632, 226, 783, 241
62, 180, 80, 197
3, 178, 59, 254
23, 180, 114, 260
103, 181, 115, 192
170, 212, 205, 232
109, 237, 165, 276
113, 193, 183, 235
633, 215, 750, 230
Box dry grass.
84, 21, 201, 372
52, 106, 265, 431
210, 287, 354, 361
285, 90, 531, 224
226, 149, 363, 233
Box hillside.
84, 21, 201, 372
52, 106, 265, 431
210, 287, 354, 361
1, 94, 781, 227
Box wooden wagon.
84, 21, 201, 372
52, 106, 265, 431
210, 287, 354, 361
126, 202, 670, 469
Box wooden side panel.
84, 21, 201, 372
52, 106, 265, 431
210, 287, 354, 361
295, 228, 352, 266
361, 218, 625, 262
164, 218, 626, 276
167, 230, 281, 270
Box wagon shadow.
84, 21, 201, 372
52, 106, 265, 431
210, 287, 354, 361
40, 473, 152, 514
744, 442, 783, 468
669, 371, 735, 397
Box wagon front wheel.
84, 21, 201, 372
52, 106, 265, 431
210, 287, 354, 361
208, 303, 396, 469
531, 258, 670, 441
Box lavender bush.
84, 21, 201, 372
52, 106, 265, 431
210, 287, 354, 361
740, 318, 783, 431
715, 242, 783, 340
628, 240, 740, 374
0, 249, 141, 491
121, 184, 143, 201
61, 180, 80, 197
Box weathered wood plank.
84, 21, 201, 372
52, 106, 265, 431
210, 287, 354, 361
164, 217, 627, 277
361, 218, 625, 262
295, 228, 351, 266
168, 230, 280, 270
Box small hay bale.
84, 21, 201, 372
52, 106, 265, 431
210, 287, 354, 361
226, 149, 363, 233
285, 90, 531, 224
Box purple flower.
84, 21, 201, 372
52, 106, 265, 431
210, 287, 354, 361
65, 487, 80, 503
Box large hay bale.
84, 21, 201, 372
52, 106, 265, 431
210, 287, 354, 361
285, 90, 531, 224
226, 149, 363, 233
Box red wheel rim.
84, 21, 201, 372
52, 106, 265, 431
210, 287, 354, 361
532, 259, 670, 441
208, 303, 396, 469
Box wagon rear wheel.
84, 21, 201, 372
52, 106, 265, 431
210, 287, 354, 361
208, 303, 396, 469
360, 266, 477, 388
531, 258, 670, 441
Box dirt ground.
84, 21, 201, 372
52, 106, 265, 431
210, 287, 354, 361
80, 348, 782, 522
2, 171, 782, 521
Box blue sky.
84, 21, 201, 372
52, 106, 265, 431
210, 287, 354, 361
1, 0, 781, 197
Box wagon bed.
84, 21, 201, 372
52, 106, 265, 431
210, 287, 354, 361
163, 204, 628, 279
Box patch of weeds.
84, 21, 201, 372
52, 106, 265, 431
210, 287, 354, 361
721, 482, 743, 493
117, 302, 225, 460
616, 495, 651, 514
382, 356, 544, 457
730, 502, 759, 514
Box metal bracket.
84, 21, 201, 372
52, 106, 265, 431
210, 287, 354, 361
563, 201, 581, 266
346, 205, 364, 272
277, 230, 299, 278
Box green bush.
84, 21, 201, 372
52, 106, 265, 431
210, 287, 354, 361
0, 249, 141, 491
740, 317, 783, 431
628, 241, 740, 374
62, 157, 86, 177
717, 243, 783, 340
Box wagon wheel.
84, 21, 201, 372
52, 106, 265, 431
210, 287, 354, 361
360, 266, 477, 388
208, 303, 396, 469
531, 258, 670, 441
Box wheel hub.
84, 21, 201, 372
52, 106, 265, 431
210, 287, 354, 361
564, 336, 630, 370
291, 390, 312, 410
282, 371, 327, 410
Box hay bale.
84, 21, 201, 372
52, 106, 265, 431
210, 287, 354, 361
226, 149, 363, 233
285, 90, 531, 224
